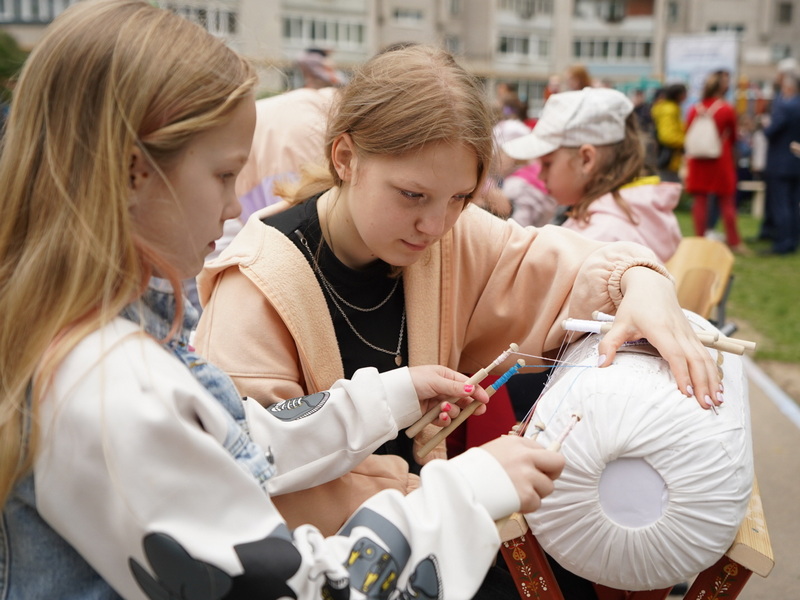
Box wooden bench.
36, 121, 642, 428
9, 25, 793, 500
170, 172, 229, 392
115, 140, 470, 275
737, 180, 766, 219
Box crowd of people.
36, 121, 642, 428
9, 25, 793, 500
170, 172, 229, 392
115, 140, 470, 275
0, 2, 786, 598
491, 61, 800, 258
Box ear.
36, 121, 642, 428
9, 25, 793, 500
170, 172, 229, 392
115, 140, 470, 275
330, 133, 357, 183
129, 145, 155, 191
577, 144, 598, 175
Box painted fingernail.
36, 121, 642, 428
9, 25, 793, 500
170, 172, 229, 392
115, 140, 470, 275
717, 392, 725, 404
464, 384, 474, 394
597, 354, 607, 367
719, 382, 725, 392
687, 385, 695, 397
442, 403, 452, 412
705, 394, 715, 408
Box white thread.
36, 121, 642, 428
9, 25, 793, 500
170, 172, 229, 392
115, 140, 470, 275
562, 318, 610, 334
591, 310, 616, 322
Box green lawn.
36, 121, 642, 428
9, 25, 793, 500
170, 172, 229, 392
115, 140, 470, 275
674, 205, 800, 362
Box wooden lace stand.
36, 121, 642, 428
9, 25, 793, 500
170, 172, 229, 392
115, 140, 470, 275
496, 477, 774, 600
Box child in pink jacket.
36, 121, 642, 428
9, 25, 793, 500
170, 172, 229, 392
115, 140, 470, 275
503, 87, 682, 262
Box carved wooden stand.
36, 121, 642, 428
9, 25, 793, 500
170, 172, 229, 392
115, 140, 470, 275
497, 479, 773, 600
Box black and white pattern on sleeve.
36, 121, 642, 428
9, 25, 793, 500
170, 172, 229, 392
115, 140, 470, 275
129, 524, 302, 600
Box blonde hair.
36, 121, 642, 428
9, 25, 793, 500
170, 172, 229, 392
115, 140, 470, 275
568, 113, 645, 223
277, 44, 495, 203
702, 70, 729, 100
0, 0, 255, 505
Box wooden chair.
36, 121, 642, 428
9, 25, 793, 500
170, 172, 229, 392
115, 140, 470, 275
666, 237, 736, 334
498, 477, 774, 600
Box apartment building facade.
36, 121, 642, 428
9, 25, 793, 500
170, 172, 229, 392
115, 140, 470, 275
2, 0, 798, 110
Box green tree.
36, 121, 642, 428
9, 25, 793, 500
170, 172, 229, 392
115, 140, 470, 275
0, 30, 27, 104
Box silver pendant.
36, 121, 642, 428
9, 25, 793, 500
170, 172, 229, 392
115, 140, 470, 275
395, 354, 402, 367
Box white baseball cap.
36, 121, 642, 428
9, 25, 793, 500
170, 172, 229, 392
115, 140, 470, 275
502, 87, 634, 161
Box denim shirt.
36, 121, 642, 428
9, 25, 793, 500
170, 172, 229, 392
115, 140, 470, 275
0, 281, 276, 599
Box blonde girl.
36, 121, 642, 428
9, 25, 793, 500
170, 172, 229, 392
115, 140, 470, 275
0, 3, 569, 598
195, 45, 722, 542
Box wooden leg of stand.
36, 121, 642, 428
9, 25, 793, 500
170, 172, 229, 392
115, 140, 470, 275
683, 556, 753, 600
593, 585, 672, 600
500, 533, 565, 600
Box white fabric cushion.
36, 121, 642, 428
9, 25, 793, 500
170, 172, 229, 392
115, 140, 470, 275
524, 312, 753, 590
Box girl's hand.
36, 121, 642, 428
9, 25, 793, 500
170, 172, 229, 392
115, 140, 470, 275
408, 365, 491, 428
597, 267, 723, 411
481, 435, 565, 514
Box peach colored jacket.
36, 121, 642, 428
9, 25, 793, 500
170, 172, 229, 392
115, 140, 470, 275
195, 202, 667, 535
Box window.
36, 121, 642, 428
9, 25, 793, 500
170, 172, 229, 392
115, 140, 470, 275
282, 16, 364, 49
498, 35, 530, 56
604, 0, 626, 22
203, 8, 237, 36
284, 17, 302, 41
573, 37, 651, 61
310, 20, 328, 43
501, 0, 552, 16
518, 0, 534, 18
18, 0, 54, 21
708, 23, 745, 34
392, 8, 423, 25
155, 4, 239, 38
338, 22, 364, 46
444, 34, 461, 54
195, 8, 207, 28
575, 0, 626, 21
778, 2, 793, 24
772, 44, 792, 61
537, 37, 550, 58
667, 1, 679, 24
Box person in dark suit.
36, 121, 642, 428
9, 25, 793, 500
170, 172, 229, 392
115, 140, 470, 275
762, 73, 800, 255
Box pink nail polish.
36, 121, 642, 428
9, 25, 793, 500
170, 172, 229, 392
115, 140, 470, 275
687, 385, 695, 397
717, 392, 725, 404
464, 384, 474, 394
597, 354, 607, 367
442, 403, 452, 412
704, 394, 714, 408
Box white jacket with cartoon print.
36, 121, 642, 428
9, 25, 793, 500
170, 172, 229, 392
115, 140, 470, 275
8, 285, 520, 600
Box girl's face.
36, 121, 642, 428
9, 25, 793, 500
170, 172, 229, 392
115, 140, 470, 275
330, 137, 479, 269
537, 147, 588, 206
130, 96, 256, 280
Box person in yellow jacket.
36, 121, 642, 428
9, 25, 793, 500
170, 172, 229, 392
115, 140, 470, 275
651, 83, 687, 181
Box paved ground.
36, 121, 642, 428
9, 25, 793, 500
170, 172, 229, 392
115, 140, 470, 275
736, 357, 800, 599
705, 318, 800, 599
